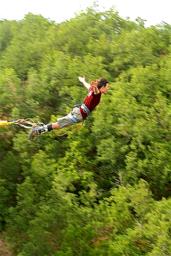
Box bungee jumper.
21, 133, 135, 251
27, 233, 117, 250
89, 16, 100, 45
0, 77, 109, 138
29, 76, 109, 139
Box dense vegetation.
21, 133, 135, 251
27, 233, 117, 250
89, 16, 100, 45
0, 8, 171, 255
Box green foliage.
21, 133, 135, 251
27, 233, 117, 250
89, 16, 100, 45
0, 68, 20, 117
0, 7, 171, 256
0, 14, 51, 80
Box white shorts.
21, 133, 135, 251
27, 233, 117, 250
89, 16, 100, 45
57, 107, 83, 128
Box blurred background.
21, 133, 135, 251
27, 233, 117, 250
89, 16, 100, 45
0, 1, 171, 255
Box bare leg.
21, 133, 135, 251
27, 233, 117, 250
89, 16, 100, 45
29, 114, 75, 139
52, 122, 61, 129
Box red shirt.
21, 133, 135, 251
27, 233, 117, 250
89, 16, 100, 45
80, 87, 101, 119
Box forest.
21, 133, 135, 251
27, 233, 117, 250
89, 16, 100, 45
0, 7, 171, 256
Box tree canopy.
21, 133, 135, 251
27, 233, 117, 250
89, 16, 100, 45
0, 9, 171, 256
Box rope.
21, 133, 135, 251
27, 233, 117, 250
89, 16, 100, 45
0, 119, 38, 129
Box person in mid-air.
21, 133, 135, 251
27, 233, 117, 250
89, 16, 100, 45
29, 76, 109, 139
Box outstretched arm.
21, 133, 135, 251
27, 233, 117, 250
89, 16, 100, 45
78, 76, 90, 90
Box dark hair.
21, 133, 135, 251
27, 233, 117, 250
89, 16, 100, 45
97, 78, 109, 88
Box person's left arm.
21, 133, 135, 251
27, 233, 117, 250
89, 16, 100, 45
91, 80, 100, 94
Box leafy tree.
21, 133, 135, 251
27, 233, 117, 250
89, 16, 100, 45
0, 8, 171, 256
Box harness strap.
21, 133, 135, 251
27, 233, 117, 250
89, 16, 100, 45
81, 104, 90, 115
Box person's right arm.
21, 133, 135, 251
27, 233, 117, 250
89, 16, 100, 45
78, 76, 90, 90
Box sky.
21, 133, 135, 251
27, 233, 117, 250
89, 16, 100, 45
0, 0, 171, 26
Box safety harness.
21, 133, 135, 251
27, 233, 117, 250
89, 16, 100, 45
80, 103, 90, 115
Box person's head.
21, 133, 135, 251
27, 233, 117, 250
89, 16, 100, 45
97, 78, 109, 93
97, 78, 109, 88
